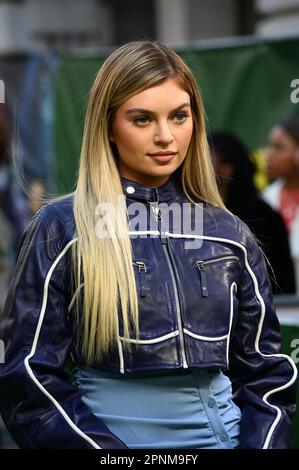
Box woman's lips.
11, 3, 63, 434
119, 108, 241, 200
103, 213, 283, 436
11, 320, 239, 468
147, 152, 177, 162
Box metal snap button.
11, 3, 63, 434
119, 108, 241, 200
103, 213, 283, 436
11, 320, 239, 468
126, 186, 135, 194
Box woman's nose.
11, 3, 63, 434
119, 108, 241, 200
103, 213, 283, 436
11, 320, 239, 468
154, 121, 174, 145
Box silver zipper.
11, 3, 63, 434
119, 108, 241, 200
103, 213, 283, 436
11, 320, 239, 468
162, 244, 188, 368
196, 255, 239, 266
151, 201, 188, 368
151, 204, 168, 243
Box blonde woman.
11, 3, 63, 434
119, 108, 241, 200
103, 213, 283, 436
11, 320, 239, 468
0, 41, 297, 449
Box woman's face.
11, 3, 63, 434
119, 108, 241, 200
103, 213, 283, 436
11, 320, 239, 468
265, 125, 299, 179
110, 78, 193, 187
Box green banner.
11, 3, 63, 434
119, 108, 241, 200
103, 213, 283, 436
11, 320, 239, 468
54, 36, 299, 194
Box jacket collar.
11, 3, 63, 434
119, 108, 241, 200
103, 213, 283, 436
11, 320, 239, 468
120, 173, 182, 203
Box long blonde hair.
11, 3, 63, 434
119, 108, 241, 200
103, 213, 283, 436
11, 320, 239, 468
72, 40, 225, 364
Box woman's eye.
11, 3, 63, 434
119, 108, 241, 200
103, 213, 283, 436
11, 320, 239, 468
133, 116, 150, 125
174, 112, 189, 122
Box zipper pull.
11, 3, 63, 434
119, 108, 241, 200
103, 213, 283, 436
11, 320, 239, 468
156, 207, 168, 245
195, 260, 208, 297
152, 204, 168, 245
160, 215, 168, 245
152, 205, 160, 221
135, 261, 147, 297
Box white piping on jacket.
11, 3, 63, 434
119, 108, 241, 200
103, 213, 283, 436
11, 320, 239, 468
116, 312, 125, 375
129, 230, 160, 236
120, 330, 179, 344
164, 231, 298, 449
226, 282, 237, 368
24, 237, 101, 449
117, 338, 124, 374
118, 330, 180, 374
183, 329, 228, 341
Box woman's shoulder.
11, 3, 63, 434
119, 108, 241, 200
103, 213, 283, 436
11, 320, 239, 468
202, 202, 239, 233
25, 193, 76, 251
41, 192, 75, 223
202, 202, 258, 250
34, 192, 74, 227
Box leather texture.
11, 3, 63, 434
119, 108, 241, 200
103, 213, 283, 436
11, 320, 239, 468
0, 174, 297, 449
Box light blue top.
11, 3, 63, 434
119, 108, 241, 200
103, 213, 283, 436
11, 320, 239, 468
74, 366, 241, 449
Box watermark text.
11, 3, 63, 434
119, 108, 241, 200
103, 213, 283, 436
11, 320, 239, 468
290, 78, 299, 104
290, 338, 299, 364
95, 196, 204, 249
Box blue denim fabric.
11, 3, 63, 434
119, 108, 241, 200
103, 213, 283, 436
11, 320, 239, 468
74, 367, 241, 449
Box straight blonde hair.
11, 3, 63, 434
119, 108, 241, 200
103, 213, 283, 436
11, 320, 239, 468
71, 41, 225, 364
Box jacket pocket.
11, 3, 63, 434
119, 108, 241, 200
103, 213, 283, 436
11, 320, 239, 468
193, 256, 239, 298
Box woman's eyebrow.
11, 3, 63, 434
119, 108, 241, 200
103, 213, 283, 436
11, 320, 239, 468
124, 102, 191, 115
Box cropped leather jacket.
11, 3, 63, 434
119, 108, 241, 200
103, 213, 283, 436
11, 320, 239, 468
0, 174, 297, 449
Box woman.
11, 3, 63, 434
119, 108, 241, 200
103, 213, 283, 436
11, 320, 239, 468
262, 116, 299, 294
208, 130, 295, 295
0, 41, 297, 449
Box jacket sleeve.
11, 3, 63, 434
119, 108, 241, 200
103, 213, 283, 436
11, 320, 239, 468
0, 206, 128, 449
227, 220, 298, 449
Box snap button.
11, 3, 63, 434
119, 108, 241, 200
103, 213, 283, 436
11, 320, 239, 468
220, 434, 228, 442
126, 186, 135, 194
208, 399, 216, 408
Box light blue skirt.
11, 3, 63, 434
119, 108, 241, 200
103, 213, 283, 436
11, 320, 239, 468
74, 366, 241, 449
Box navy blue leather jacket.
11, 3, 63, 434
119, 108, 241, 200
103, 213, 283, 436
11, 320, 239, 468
0, 175, 297, 449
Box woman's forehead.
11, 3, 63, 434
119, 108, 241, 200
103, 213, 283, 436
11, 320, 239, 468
119, 79, 190, 112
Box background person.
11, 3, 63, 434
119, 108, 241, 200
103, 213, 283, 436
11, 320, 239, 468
262, 116, 299, 294
208, 130, 295, 295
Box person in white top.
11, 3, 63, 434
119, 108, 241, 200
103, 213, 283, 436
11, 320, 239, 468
262, 116, 299, 294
